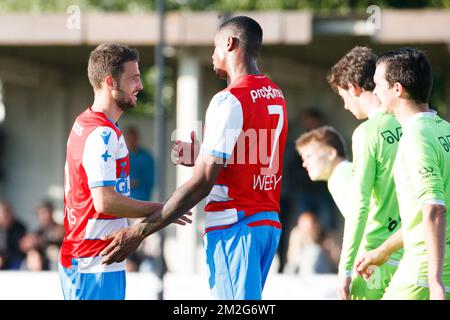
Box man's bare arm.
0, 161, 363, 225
91, 186, 163, 218
423, 203, 447, 299
137, 154, 223, 237
356, 228, 403, 279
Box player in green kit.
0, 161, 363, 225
295, 126, 352, 219
356, 48, 450, 300
327, 47, 403, 300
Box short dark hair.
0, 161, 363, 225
296, 126, 347, 159
377, 47, 433, 104
88, 43, 139, 89
327, 46, 377, 92
219, 16, 263, 59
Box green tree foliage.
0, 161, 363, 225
2, 0, 450, 12
130, 66, 175, 118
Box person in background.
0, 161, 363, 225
20, 200, 64, 270
0, 200, 27, 270
278, 108, 338, 272
285, 212, 335, 275
124, 126, 155, 201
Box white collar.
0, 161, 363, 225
403, 109, 437, 130
368, 107, 385, 119
329, 160, 351, 184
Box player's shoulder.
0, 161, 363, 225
378, 111, 400, 126
353, 119, 374, 141
209, 90, 242, 110
85, 125, 120, 148
77, 108, 121, 134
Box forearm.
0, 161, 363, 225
138, 179, 211, 237
379, 229, 403, 258
423, 204, 447, 284
92, 187, 162, 218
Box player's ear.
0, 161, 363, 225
393, 82, 403, 98
348, 83, 361, 97
328, 148, 337, 160
226, 36, 239, 52
105, 75, 116, 90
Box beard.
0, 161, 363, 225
113, 88, 136, 111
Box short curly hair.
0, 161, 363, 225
327, 46, 377, 92
88, 43, 139, 90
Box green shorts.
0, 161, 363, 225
350, 259, 398, 300
382, 253, 450, 300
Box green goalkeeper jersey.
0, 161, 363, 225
394, 111, 450, 257
340, 109, 403, 275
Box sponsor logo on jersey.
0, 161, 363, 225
101, 131, 112, 145
116, 178, 129, 194
250, 86, 284, 103
419, 166, 438, 179
381, 127, 402, 144
438, 135, 450, 152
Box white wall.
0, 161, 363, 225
1, 59, 66, 229
0, 271, 338, 300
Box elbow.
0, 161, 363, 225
192, 177, 215, 199
423, 204, 447, 222
92, 191, 111, 213
92, 197, 108, 213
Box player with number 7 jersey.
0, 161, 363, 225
200, 73, 287, 299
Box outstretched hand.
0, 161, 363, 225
171, 131, 200, 167
100, 225, 144, 265
100, 210, 193, 265
173, 211, 193, 225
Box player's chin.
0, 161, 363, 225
308, 172, 319, 181
214, 68, 227, 80
128, 98, 137, 108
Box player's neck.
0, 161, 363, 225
91, 91, 123, 123
227, 59, 260, 85
360, 91, 382, 117
394, 100, 429, 125
328, 157, 345, 181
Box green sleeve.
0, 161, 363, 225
339, 124, 377, 275
403, 130, 445, 204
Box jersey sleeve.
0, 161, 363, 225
82, 126, 119, 189
200, 92, 243, 160
403, 129, 445, 205
339, 124, 377, 275
327, 162, 353, 219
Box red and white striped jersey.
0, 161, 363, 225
200, 74, 288, 232
60, 108, 130, 273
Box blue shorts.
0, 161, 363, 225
203, 211, 281, 300
58, 259, 126, 300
